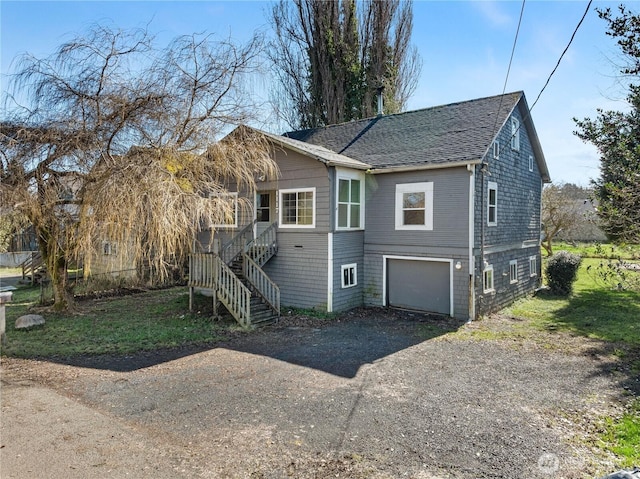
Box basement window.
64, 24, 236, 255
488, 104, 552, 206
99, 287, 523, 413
529, 256, 538, 277
483, 264, 494, 293
510, 260, 518, 284
341, 263, 357, 288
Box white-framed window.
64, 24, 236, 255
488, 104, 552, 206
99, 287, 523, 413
336, 170, 364, 230
102, 241, 117, 256
395, 182, 434, 230
510, 260, 518, 284
210, 192, 238, 228
256, 193, 271, 222
483, 264, 494, 293
493, 140, 500, 159
279, 188, 315, 228
528, 155, 534, 172
341, 263, 357, 288
511, 117, 520, 151
529, 255, 537, 277
487, 181, 498, 226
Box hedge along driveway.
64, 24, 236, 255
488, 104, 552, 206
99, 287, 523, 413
1, 310, 627, 479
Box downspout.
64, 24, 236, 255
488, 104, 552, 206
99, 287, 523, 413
467, 163, 476, 321
327, 164, 334, 313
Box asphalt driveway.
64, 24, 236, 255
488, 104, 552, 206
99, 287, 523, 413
1, 310, 625, 478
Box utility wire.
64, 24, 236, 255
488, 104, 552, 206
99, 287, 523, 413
529, 0, 593, 112
498, 0, 593, 158
490, 0, 527, 144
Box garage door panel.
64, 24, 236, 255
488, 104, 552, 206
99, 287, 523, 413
387, 259, 450, 315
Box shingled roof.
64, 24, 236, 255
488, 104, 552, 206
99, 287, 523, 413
285, 91, 548, 179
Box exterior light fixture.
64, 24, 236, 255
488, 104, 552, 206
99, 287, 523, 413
455, 261, 462, 270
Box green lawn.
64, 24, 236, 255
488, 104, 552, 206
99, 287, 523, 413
506, 258, 640, 345
1, 286, 229, 357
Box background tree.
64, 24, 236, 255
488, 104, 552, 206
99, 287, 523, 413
574, 5, 640, 243
542, 183, 579, 256
0, 26, 277, 310
541, 183, 597, 255
268, 0, 422, 129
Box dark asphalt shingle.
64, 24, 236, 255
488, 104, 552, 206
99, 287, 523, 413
285, 92, 523, 169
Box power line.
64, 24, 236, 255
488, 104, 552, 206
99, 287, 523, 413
490, 0, 527, 142
529, 0, 593, 112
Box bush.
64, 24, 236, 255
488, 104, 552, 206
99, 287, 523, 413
545, 250, 582, 296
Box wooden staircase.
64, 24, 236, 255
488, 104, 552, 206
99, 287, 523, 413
21, 252, 46, 285
189, 221, 279, 328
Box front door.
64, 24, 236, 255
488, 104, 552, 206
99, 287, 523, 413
255, 191, 275, 239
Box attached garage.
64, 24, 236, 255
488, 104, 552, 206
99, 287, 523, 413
384, 256, 453, 316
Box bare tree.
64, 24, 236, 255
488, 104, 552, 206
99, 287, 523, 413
268, 0, 422, 129
541, 183, 582, 256
1, 25, 277, 310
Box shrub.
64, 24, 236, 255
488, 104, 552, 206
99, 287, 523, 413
545, 250, 582, 296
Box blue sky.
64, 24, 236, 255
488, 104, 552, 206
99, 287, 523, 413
0, 0, 630, 186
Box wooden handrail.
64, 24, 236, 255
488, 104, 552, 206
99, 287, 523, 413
245, 221, 278, 267
219, 220, 256, 265
189, 253, 251, 328
243, 254, 280, 315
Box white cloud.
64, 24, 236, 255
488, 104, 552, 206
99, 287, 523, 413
472, 1, 512, 27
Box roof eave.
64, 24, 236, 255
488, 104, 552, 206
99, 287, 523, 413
371, 159, 482, 174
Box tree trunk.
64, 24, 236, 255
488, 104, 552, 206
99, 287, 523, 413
38, 226, 74, 310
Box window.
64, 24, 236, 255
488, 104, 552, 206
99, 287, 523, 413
487, 182, 497, 226
511, 117, 520, 151
483, 265, 494, 293
102, 241, 117, 256
529, 255, 537, 277
395, 182, 434, 230
337, 177, 362, 229
493, 140, 500, 159
280, 188, 315, 228
528, 155, 534, 172
256, 193, 270, 222
341, 263, 357, 288
210, 193, 238, 228
510, 260, 518, 284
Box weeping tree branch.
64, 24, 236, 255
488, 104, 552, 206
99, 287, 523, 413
1, 25, 274, 310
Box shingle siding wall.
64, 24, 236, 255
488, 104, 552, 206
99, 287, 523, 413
474, 103, 542, 247
332, 231, 364, 311
477, 247, 541, 315
473, 100, 544, 315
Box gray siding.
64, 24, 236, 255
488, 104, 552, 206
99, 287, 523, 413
473, 99, 544, 315
363, 246, 470, 320
364, 168, 470, 248
362, 167, 472, 320
474, 102, 542, 248
478, 247, 541, 315
332, 231, 364, 312
259, 148, 331, 232
263, 232, 328, 310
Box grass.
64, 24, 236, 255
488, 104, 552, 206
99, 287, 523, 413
1, 285, 229, 357
504, 258, 640, 345
600, 399, 640, 468
553, 241, 640, 261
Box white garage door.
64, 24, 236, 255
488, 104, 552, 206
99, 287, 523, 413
387, 258, 451, 315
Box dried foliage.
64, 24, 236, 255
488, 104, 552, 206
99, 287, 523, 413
0, 25, 276, 310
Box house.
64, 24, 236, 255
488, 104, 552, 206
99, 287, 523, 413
189, 91, 550, 326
